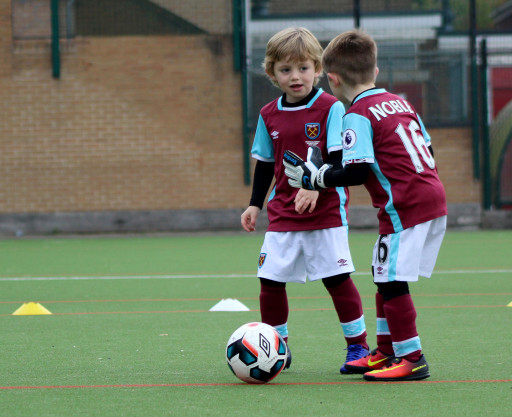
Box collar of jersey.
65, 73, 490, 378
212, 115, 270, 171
352, 88, 387, 105
277, 88, 324, 111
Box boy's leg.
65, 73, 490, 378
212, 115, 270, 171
322, 274, 369, 373
372, 228, 425, 362
323, 274, 368, 348
257, 230, 308, 370
363, 281, 429, 381
362, 219, 446, 381
378, 281, 422, 362
304, 226, 366, 373
259, 277, 289, 342
375, 291, 394, 356
259, 277, 292, 368
343, 284, 395, 374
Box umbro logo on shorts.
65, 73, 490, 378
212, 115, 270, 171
338, 258, 348, 267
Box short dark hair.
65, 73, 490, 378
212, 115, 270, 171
322, 29, 377, 86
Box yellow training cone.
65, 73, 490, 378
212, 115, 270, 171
12, 302, 52, 315
508, 301, 512, 307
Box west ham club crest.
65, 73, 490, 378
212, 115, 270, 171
258, 253, 267, 268
305, 123, 320, 140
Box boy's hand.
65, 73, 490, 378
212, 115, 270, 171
294, 189, 319, 214
283, 146, 329, 190
241, 205, 260, 232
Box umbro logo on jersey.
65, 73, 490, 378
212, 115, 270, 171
271, 131, 279, 140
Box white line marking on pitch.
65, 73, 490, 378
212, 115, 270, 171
0, 269, 511, 281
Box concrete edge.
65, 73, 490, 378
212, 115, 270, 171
0, 203, 506, 237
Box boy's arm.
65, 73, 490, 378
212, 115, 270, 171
241, 160, 274, 232
325, 149, 343, 166
322, 149, 369, 187
322, 162, 370, 188
283, 146, 369, 190
249, 160, 274, 209
318, 145, 433, 188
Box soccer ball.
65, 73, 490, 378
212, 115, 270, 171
226, 322, 288, 384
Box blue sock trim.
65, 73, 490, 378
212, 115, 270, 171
274, 323, 288, 339
393, 336, 421, 357
376, 317, 390, 335
340, 315, 366, 337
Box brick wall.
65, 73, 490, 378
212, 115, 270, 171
0, 0, 480, 227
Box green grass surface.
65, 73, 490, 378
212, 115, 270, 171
0, 230, 511, 416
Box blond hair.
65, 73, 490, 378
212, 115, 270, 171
322, 29, 377, 86
263, 27, 323, 87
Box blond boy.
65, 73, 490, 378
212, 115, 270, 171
242, 27, 369, 373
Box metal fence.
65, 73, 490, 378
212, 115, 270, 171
237, 0, 512, 206
11, 0, 512, 209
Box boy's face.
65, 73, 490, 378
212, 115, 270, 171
269, 57, 321, 103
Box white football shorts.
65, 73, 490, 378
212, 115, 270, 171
257, 226, 355, 283
372, 216, 447, 283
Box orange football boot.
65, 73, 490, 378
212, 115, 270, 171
363, 355, 430, 381
344, 348, 394, 374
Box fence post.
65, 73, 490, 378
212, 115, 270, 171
234, 0, 251, 185
233, 0, 242, 72
480, 39, 491, 209
353, 0, 360, 28
469, 0, 479, 179
51, 0, 61, 79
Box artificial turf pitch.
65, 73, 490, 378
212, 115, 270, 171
0, 230, 510, 416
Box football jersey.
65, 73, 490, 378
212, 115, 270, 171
251, 88, 348, 232
342, 88, 447, 234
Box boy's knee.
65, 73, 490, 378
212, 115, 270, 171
376, 281, 410, 301
260, 277, 286, 288
322, 273, 350, 289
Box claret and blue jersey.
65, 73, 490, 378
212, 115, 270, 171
342, 88, 447, 234
251, 88, 349, 232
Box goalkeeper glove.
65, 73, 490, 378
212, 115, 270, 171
283, 146, 331, 190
